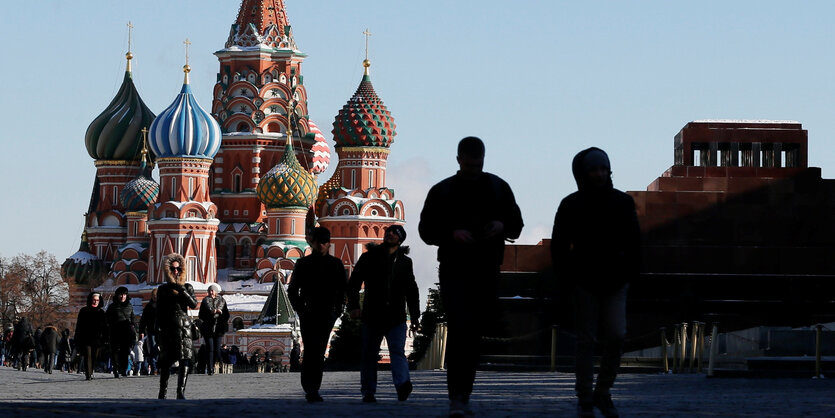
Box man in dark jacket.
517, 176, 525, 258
287, 227, 347, 403
419, 136, 524, 417
106, 286, 136, 378
12, 317, 35, 371
348, 225, 421, 403
138, 288, 158, 375
551, 147, 640, 418
75, 292, 107, 380
39, 325, 60, 374
199, 282, 229, 376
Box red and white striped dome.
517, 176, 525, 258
308, 120, 330, 175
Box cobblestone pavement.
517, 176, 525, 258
0, 367, 833, 417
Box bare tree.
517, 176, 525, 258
0, 252, 72, 329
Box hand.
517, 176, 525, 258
483, 220, 505, 239
409, 324, 420, 337
452, 229, 475, 243
349, 309, 361, 320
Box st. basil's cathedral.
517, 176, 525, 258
60, 0, 405, 366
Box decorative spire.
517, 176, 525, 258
126, 21, 134, 72
226, 0, 295, 50
363, 28, 372, 76
183, 38, 192, 84
139, 128, 150, 173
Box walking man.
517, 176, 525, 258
419, 136, 523, 417
348, 224, 421, 403
287, 227, 348, 403
551, 147, 640, 418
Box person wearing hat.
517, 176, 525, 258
551, 147, 640, 418
347, 224, 420, 403
287, 226, 348, 403
106, 286, 136, 378
199, 282, 229, 376
75, 292, 107, 380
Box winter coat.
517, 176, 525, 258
419, 171, 523, 265
106, 299, 136, 346
551, 147, 641, 296
39, 326, 60, 355
75, 293, 107, 348
199, 295, 230, 338
12, 318, 34, 351
58, 329, 73, 364
131, 339, 145, 363
155, 254, 198, 364
288, 251, 348, 322
348, 244, 421, 329
138, 299, 157, 336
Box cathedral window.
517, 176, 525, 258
351, 169, 356, 189
368, 170, 374, 188
233, 173, 242, 193
113, 186, 118, 205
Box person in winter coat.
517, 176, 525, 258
33, 327, 43, 369
287, 227, 348, 403
419, 136, 524, 417
551, 147, 641, 418
57, 328, 72, 372
199, 282, 229, 376
348, 225, 421, 403
12, 317, 35, 371
106, 286, 136, 378
39, 325, 61, 374
155, 253, 198, 399
138, 288, 159, 375
75, 292, 108, 380
130, 336, 145, 376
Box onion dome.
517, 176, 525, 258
307, 120, 330, 175
84, 53, 156, 161
315, 169, 342, 214
257, 140, 318, 208
120, 139, 159, 211
332, 60, 396, 148
149, 65, 221, 160
61, 232, 107, 285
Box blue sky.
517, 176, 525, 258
3, 1, 835, 296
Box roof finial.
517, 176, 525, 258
126, 21, 134, 72
139, 127, 150, 173
183, 38, 192, 84
286, 98, 295, 148
362, 28, 372, 76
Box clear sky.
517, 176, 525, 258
3, 1, 835, 299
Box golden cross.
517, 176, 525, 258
127, 21, 134, 52
184, 38, 192, 65
363, 28, 372, 60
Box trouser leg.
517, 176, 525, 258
360, 324, 385, 396
386, 323, 410, 388
596, 286, 628, 393
177, 360, 190, 399
573, 287, 598, 399
84, 346, 96, 379
205, 336, 215, 374
158, 360, 170, 399
300, 318, 333, 395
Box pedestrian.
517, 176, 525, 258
287, 226, 348, 403
75, 292, 108, 380
138, 288, 159, 375
56, 328, 72, 372
551, 147, 641, 418
33, 326, 43, 369
419, 136, 524, 417
228, 345, 239, 373
106, 286, 136, 378
39, 325, 60, 374
199, 282, 229, 376
131, 336, 145, 376
289, 340, 300, 372
155, 253, 198, 399
12, 317, 35, 371
348, 224, 421, 403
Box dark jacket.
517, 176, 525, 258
199, 295, 230, 338
40, 326, 60, 354
58, 329, 73, 364
74, 293, 107, 347
288, 251, 347, 322
419, 171, 523, 265
12, 318, 34, 351
347, 244, 420, 329
138, 299, 157, 336
551, 148, 641, 296
156, 254, 198, 363
107, 298, 136, 346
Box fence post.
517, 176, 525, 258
815, 324, 823, 379
707, 324, 719, 377
550, 325, 558, 372
661, 327, 669, 373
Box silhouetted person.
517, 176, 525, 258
287, 227, 347, 403
156, 253, 198, 399
348, 224, 421, 403
138, 288, 159, 375
106, 286, 136, 378
12, 317, 35, 371
40, 325, 60, 374
551, 147, 640, 418
199, 282, 229, 375
419, 136, 523, 417
75, 292, 107, 380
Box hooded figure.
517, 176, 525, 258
551, 147, 641, 418
106, 286, 136, 378
12, 317, 34, 371
39, 325, 60, 374
155, 253, 198, 399
75, 292, 107, 380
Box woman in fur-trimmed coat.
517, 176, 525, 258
155, 254, 198, 400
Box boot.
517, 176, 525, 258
176, 365, 189, 400
158, 367, 170, 399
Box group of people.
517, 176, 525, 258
2, 318, 73, 374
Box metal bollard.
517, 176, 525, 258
680, 323, 688, 373
550, 325, 558, 372
439, 324, 448, 370
707, 324, 719, 377
672, 325, 680, 372
661, 327, 669, 373
815, 324, 823, 379
689, 322, 699, 373
698, 322, 706, 373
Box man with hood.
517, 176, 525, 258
75, 292, 107, 380
348, 224, 421, 403
419, 136, 524, 417
199, 282, 230, 375
106, 286, 136, 378
156, 253, 199, 399
287, 227, 347, 403
39, 324, 60, 374
551, 147, 641, 418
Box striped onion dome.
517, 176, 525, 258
120, 157, 159, 211
257, 140, 318, 208
149, 69, 221, 160
307, 120, 330, 175
332, 71, 396, 148
84, 56, 156, 161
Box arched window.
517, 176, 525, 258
232, 317, 245, 331
233, 173, 242, 193
368, 170, 374, 189
237, 122, 251, 132
351, 169, 356, 189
